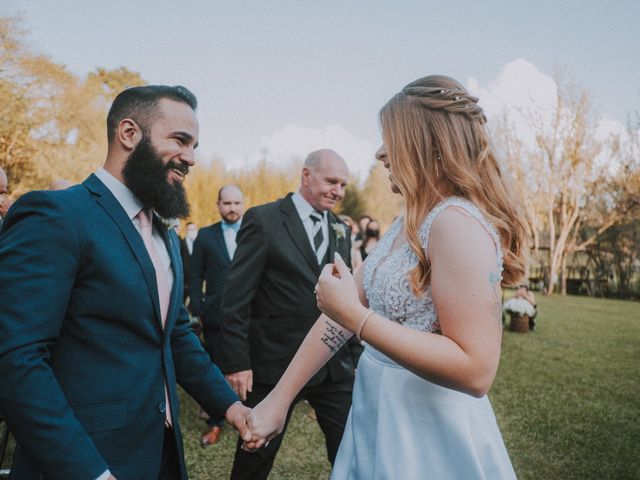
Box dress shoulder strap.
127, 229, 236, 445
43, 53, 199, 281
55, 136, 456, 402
419, 197, 503, 276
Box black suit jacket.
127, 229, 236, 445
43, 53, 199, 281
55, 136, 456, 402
219, 193, 361, 386
189, 222, 232, 331
179, 237, 191, 301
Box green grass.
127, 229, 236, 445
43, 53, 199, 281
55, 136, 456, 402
2, 295, 638, 479
492, 295, 640, 480
182, 295, 640, 479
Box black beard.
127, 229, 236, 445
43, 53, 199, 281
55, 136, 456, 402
122, 136, 190, 219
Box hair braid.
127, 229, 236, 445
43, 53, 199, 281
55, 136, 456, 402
402, 84, 487, 124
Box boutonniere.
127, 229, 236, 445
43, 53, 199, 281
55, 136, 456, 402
158, 216, 180, 231
331, 222, 347, 240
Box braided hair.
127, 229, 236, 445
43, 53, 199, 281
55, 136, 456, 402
379, 75, 527, 293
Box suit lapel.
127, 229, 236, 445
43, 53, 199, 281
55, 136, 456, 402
84, 174, 163, 330
213, 223, 231, 265
280, 194, 321, 275
326, 213, 348, 264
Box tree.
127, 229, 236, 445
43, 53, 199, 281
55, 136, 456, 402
338, 182, 367, 220
183, 157, 300, 229
361, 162, 404, 229
499, 78, 625, 295
0, 14, 145, 196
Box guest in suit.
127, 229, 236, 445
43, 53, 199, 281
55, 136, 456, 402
180, 221, 198, 303
218, 149, 362, 480
0, 166, 10, 228
189, 184, 245, 446
0, 85, 251, 480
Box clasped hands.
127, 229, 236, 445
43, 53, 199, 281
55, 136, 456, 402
231, 253, 363, 451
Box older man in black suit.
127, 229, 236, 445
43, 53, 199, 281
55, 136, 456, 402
218, 149, 362, 480
189, 184, 245, 445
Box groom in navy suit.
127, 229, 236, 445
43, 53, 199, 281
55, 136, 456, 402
0, 85, 251, 480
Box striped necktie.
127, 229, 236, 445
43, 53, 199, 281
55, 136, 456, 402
309, 210, 324, 263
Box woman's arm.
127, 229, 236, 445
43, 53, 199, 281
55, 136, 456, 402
317, 208, 503, 398
243, 265, 367, 449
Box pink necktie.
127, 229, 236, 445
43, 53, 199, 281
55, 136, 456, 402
137, 209, 172, 426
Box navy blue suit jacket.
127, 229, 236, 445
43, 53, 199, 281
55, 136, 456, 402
188, 222, 232, 332
0, 175, 238, 480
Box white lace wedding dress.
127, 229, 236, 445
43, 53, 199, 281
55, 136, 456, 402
331, 197, 516, 479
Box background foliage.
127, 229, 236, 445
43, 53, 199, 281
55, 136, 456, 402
1, 14, 639, 297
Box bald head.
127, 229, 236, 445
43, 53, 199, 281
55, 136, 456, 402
300, 149, 349, 212
217, 184, 243, 202
303, 149, 347, 172
217, 184, 245, 224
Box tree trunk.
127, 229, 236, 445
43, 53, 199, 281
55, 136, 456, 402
561, 255, 568, 295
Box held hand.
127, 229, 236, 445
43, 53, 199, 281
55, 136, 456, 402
225, 369, 253, 401
242, 393, 288, 451
316, 252, 364, 331
225, 401, 253, 443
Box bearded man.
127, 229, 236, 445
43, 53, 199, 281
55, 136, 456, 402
0, 85, 252, 480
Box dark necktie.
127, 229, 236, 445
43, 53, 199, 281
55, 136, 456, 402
309, 210, 324, 262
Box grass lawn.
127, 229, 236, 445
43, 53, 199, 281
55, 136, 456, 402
2, 295, 638, 479
492, 294, 640, 480
181, 294, 640, 479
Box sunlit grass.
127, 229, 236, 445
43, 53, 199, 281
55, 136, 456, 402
2, 295, 638, 479
182, 295, 639, 479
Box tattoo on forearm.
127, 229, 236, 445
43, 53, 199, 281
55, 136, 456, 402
320, 321, 348, 354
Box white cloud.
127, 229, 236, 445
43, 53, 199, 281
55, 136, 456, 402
223, 124, 377, 183
467, 59, 558, 148
468, 58, 629, 174
595, 115, 626, 141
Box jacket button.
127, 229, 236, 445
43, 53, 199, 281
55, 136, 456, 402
158, 401, 166, 413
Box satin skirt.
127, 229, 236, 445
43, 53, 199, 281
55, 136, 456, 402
331, 345, 517, 479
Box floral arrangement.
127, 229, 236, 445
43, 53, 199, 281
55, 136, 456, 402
502, 297, 536, 317
332, 222, 347, 240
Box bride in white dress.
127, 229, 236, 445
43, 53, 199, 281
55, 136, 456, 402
244, 75, 528, 479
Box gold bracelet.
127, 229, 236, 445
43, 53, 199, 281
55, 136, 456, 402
356, 309, 375, 341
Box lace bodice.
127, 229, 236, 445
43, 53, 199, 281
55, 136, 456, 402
363, 197, 503, 333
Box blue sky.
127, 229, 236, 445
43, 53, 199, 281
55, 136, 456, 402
10, 0, 640, 178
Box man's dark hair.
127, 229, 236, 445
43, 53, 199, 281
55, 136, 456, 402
106, 85, 197, 143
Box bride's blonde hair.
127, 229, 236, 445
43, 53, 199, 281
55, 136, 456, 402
379, 75, 527, 292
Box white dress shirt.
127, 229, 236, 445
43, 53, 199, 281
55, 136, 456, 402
95, 169, 174, 292
185, 235, 195, 255
291, 191, 329, 263
222, 219, 242, 260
